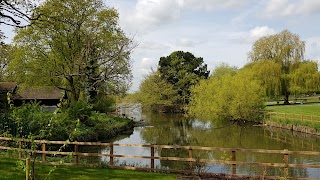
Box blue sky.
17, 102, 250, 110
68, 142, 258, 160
2, 0, 320, 92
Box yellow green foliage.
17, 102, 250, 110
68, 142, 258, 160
187, 65, 265, 121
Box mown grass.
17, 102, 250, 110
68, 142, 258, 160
0, 156, 177, 180
265, 103, 320, 131
265, 103, 320, 116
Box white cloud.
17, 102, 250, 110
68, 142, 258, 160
264, 0, 320, 18
220, 26, 276, 44
122, 0, 182, 33
139, 57, 158, 75
119, 0, 248, 34
249, 26, 276, 40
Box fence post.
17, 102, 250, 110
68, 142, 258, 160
19, 141, 22, 159
189, 147, 193, 170
42, 143, 46, 163
74, 144, 79, 164
110, 143, 114, 166
150, 146, 155, 170
283, 149, 289, 177
26, 158, 30, 180
232, 150, 236, 175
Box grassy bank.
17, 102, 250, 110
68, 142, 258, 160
266, 103, 320, 116
0, 156, 177, 180
265, 103, 320, 132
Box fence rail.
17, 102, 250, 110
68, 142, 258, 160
1, 137, 320, 179
263, 111, 320, 124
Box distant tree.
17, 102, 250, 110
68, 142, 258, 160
211, 63, 237, 79
249, 30, 305, 104
136, 72, 178, 112
158, 51, 210, 105
8, 0, 133, 102
0, 36, 12, 81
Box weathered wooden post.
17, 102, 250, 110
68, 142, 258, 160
188, 147, 193, 170
26, 158, 30, 180
74, 144, 79, 164
19, 141, 22, 159
283, 149, 289, 177
42, 143, 46, 163
150, 146, 155, 170
232, 150, 236, 175
110, 143, 114, 166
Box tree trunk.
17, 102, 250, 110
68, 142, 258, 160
284, 94, 290, 105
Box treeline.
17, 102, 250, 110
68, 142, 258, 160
0, 0, 134, 140
130, 30, 320, 121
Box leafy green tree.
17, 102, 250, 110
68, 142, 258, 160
187, 64, 264, 121
249, 30, 305, 104
244, 60, 282, 98
0, 36, 12, 81
9, 0, 133, 102
136, 72, 178, 112
289, 60, 320, 95
158, 51, 209, 105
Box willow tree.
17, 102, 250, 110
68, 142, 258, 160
9, 0, 133, 102
249, 30, 305, 104
289, 61, 320, 95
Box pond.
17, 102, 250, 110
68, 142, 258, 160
100, 112, 320, 178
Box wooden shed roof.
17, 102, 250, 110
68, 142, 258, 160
13, 86, 64, 100
0, 82, 17, 91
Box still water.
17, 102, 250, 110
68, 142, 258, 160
100, 112, 320, 178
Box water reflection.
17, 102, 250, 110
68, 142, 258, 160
101, 112, 320, 178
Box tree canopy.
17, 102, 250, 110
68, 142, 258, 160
248, 30, 314, 103
187, 64, 264, 121
8, 0, 133, 102
158, 51, 210, 105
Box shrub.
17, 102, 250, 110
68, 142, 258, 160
93, 95, 116, 113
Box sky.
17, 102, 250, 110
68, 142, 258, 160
2, 0, 320, 92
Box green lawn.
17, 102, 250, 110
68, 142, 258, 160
266, 103, 320, 116
0, 157, 177, 180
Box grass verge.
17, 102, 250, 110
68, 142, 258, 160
0, 156, 177, 180
265, 103, 320, 116
265, 103, 320, 131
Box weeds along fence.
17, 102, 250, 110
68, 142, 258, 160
1, 137, 320, 179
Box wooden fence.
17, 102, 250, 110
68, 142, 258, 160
263, 111, 320, 124
1, 137, 320, 179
